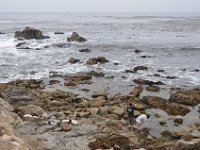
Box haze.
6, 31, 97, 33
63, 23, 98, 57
0, 0, 200, 12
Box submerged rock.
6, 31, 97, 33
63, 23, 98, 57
67, 32, 86, 42
79, 48, 91, 52
15, 27, 50, 40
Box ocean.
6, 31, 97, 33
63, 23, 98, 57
0, 12, 200, 90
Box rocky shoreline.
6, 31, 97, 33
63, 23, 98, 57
0, 27, 200, 150
0, 75, 199, 150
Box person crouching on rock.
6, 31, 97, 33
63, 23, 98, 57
134, 114, 150, 130
126, 102, 135, 128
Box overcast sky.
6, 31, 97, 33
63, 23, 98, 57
0, 0, 199, 12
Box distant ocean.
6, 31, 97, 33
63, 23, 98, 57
0, 12, 200, 88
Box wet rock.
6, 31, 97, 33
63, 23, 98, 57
67, 32, 86, 42
0, 32, 5, 34
129, 85, 143, 98
134, 49, 142, 53
64, 73, 92, 83
159, 121, 167, 127
157, 69, 165, 72
169, 88, 200, 106
166, 76, 176, 79
15, 27, 50, 40
79, 48, 91, 52
193, 69, 199, 72
54, 32, 64, 34
17, 47, 33, 50
173, 129, 192, 138
16, 42, 27, 47
141, 55, 151, 58
160, 130, 173, 138
87, 71, 105, 77
88, 134, 135, 150
133, 66, 148, 73
174, 118, 183, 125
98, 106, 109, 115
86, 56, 109, 65
68, 57, 80, 64
142, 96, 190, 116
49, 80, 60, 85
133, 78, 165, 85
146, 85, 160, 92
90, 98, 104, 107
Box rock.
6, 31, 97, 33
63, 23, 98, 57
54, 32, 64, 34
61, 122, 72, 131
142, 96, 190, 116
160, 130, 173, 138
166, 76, 176, 79
133, 66, 148, 73
169, 88, 200, 106
77, 112, 90, 118
90, 98, 104, 107
67, 32, 86, 42
98, 106, 109, 115
79, 48, 91, 52
88, 134, 134, 150
49, 80, 60, 85
158, 69, 165, 72
80, 99, 90, 108
146, 85, 160, 92
68, 57, 80, 64
91, 90, 108, 99
15, 27, 50, 40
87, 108, 99, 115
134, 49, 142, 53
193, 69, 199, 72
133, 78, 165, 85
0, 32, 5, 34
109, 106, 125, 116
86, 57, 109, 65
129, 85, 143, 98
134, 103, 146, 110
173, 128, 192, 138
16, 42, 26, 47
159, 121, 167, 126
174, 118, 183, 125
134, 110, 141, 117
17, 104, 45, 117
87, 71, 105, 77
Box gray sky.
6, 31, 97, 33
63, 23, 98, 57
0, 0, 200, 12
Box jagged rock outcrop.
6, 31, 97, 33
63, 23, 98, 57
67, 32, 86, 42
15, 27, 50, 40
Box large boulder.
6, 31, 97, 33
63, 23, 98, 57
142, 96, 190, 116
67, 32, 86, 42
129, 85, 143, 98
15, 27, 50, 40
90, 98, 104, 107
169, 88, 200, 106
109, 106, 125, 116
